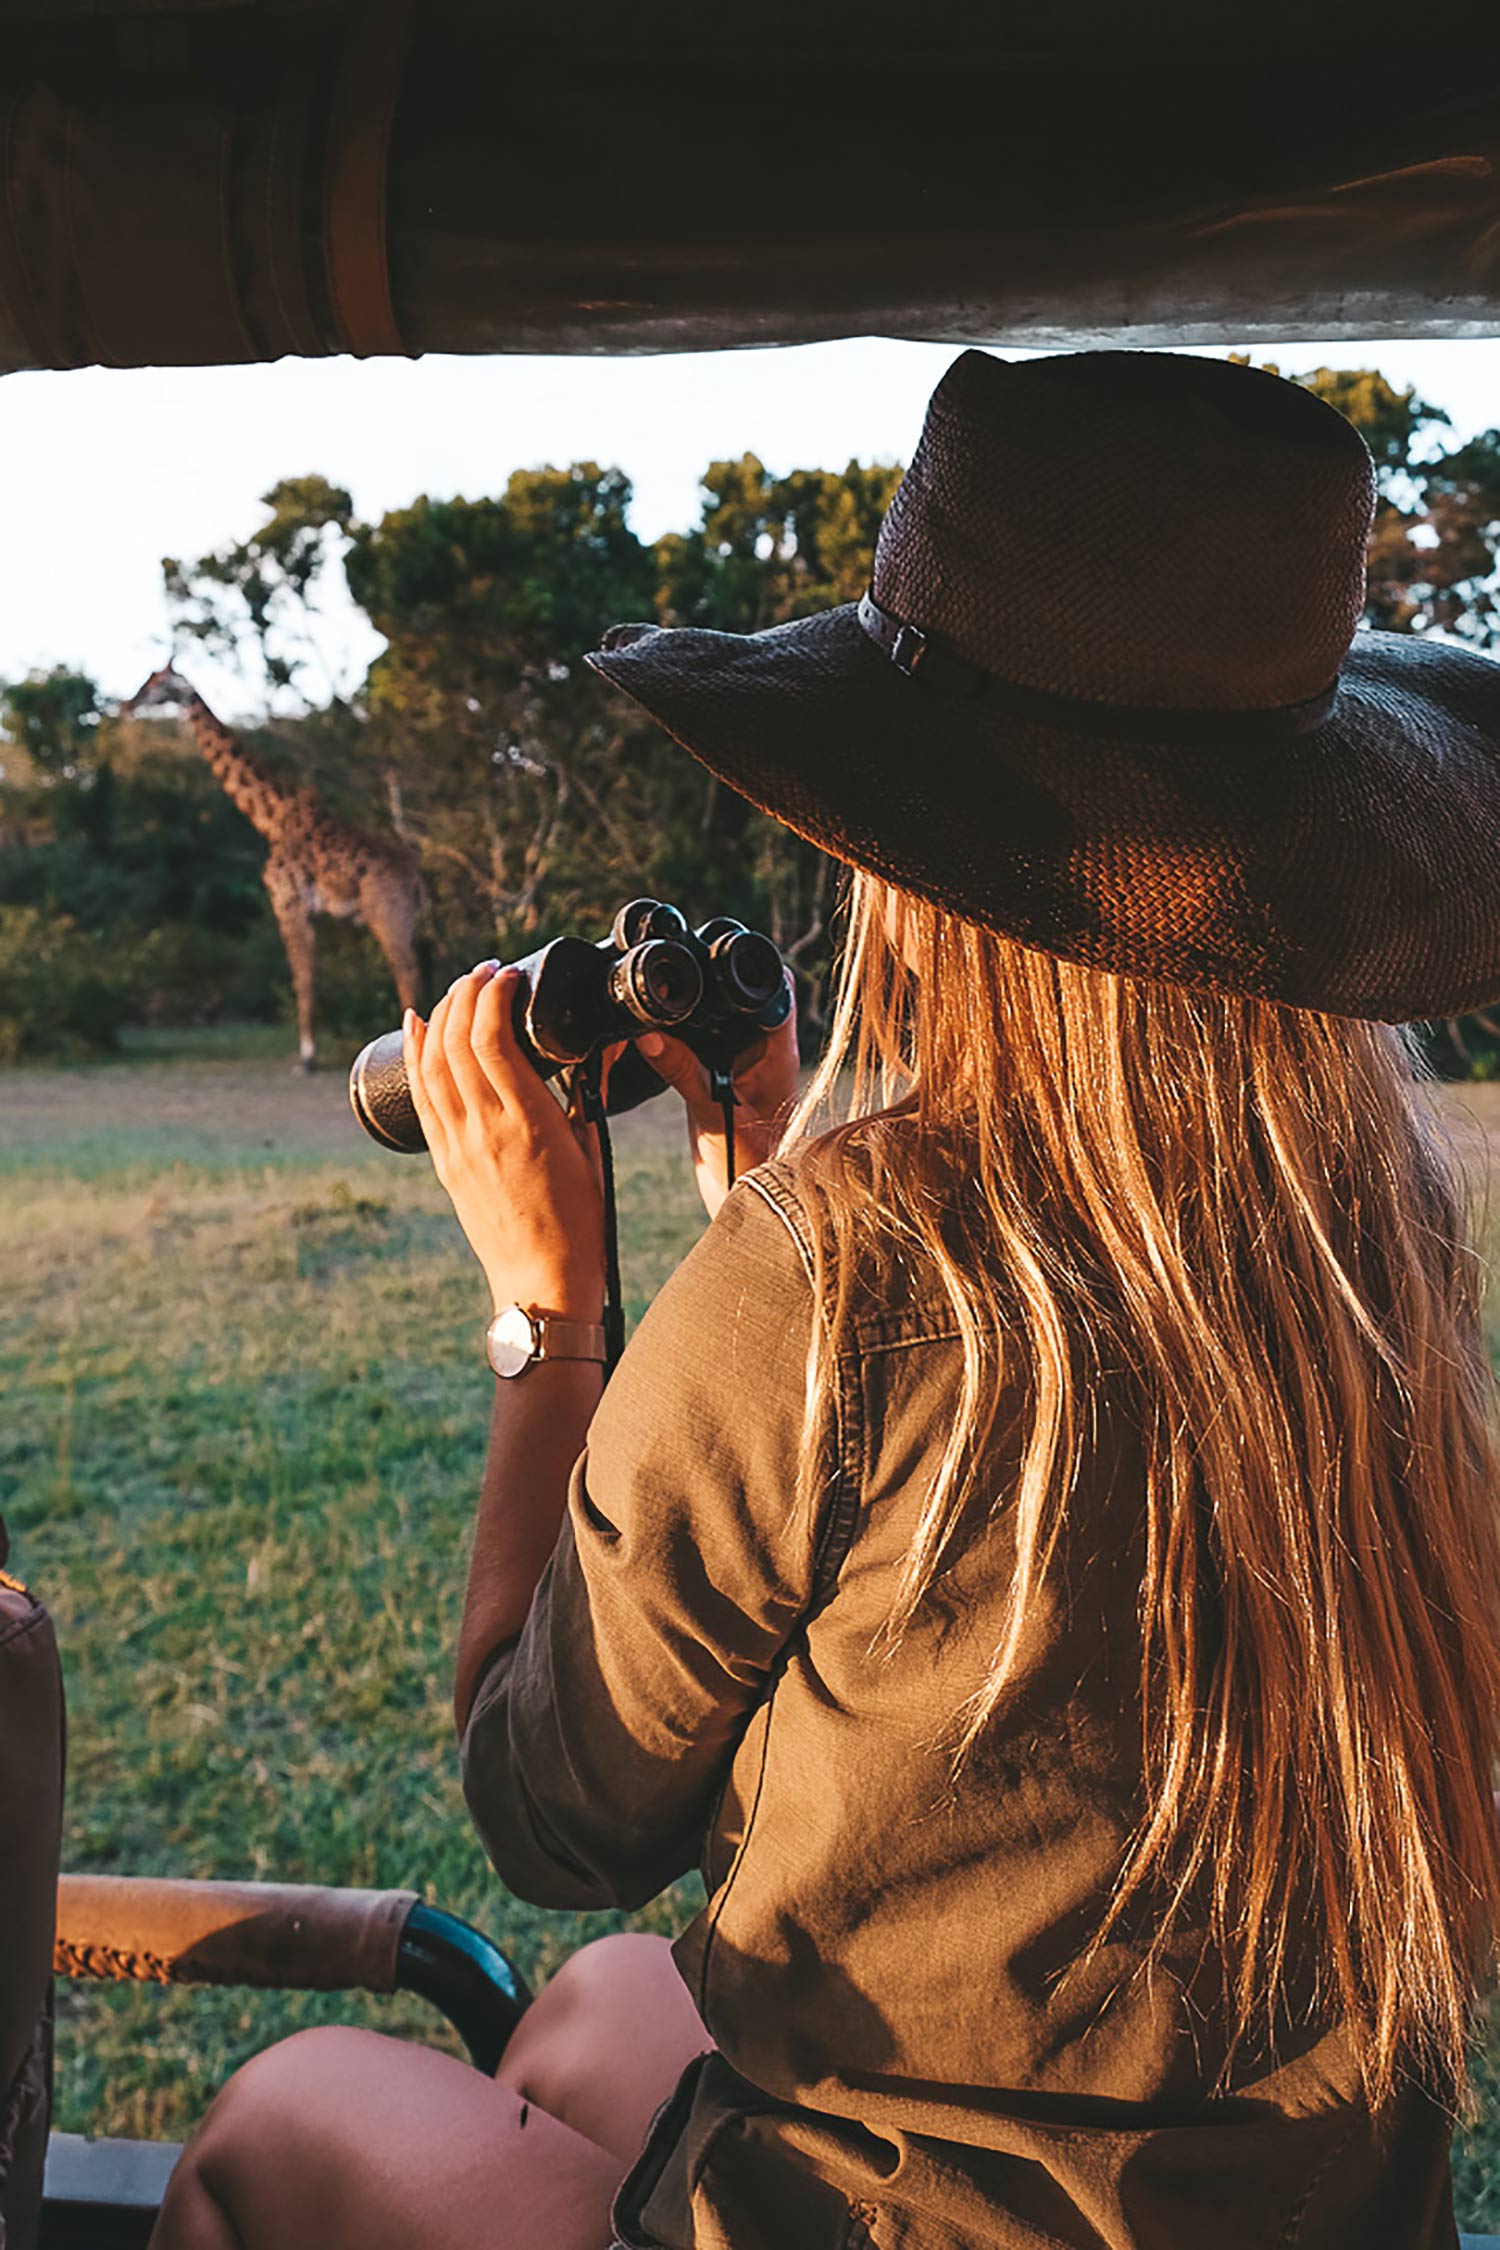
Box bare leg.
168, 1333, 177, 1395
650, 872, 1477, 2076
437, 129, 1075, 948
265, 861, 318, 1072
149, 2026, 622, 2250
498, 1933, 712, 2164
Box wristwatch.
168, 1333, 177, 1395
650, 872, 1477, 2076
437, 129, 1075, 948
485, 1303, 608, 1379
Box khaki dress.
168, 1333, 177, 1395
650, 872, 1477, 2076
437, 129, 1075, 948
461, 1159, 1458, 2250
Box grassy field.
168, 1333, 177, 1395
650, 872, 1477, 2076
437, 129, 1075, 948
6, 1032, 1500, 2223
0, 1027, 709, 2144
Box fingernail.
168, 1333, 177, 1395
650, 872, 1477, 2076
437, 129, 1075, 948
471, 959, 500, 982
640, 1033, 664, 1058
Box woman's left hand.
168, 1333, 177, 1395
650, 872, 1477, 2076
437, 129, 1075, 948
405, 962, 608, 1319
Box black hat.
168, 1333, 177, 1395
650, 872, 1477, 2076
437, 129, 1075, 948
587, 349, 1500, 1022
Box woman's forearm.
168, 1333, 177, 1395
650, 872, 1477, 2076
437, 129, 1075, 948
454, 1357, 605, 1732
399, 960, 798, 1736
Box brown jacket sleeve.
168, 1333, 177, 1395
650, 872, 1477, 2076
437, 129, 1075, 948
460, 1169, 828, 1911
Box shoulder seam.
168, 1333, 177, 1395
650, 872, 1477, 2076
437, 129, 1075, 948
738, 1172, 861, 1601
739, 1167, 816, 1289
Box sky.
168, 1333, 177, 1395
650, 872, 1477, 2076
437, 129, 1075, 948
4, 335, 1500, 719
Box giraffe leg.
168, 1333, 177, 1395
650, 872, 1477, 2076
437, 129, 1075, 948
264, 861, 319, 1071
360, 873, 425, 1018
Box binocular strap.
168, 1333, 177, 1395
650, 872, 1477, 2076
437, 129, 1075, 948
709, 1068, 739, 1191
571, 1056, 739, 1381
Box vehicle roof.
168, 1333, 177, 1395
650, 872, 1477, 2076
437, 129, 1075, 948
2, 0, 1499, 369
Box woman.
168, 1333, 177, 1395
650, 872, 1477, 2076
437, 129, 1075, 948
153, 349, 1500, 2250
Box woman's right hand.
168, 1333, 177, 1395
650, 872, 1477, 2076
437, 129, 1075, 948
636, 976, 800, 1219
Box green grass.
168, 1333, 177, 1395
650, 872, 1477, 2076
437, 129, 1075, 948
7, 1042, 1500, 2225
0, 1036, 708, 2143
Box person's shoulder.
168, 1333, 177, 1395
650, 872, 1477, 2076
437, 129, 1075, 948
743, 1128, 957, 1348
618, 1161, 815, 1386
732, 1153, 818, 1282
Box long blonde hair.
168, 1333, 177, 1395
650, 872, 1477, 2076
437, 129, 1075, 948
780, 868, 1500, 2109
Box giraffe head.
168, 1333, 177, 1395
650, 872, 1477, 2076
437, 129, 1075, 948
124, 663, 199, 716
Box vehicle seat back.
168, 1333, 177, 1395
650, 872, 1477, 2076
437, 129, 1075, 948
0, 1516, 64, 2250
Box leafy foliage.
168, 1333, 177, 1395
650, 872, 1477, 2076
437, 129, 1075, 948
162, 475, 358, 702
0, 904, 122, 1059
658, 453, 899, 978
0, 666, 103, 781
0, 679, 286, 1048
143, 452, 904, 1028
345, 466, 667, 962
656, 453, 900, 628
1265, 363, 1500, 652
1239, 361, 1500, 1074
8, 372, 1496, 1063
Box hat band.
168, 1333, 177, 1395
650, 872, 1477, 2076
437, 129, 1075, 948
857, 591, 1340, 747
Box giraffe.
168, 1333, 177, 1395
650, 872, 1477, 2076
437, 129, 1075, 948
126, 665, 426, 1070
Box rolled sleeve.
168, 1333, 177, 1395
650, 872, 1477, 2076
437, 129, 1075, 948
461, 1168, 827, 1910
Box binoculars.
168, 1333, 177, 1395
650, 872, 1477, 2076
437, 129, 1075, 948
348, 897, 792, 1155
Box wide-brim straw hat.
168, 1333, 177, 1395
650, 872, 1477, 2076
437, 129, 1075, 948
585, 349, 1500, 1023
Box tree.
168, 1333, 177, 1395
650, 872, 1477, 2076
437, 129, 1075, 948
0, 666, 103, 784
163, 474, 360, 705
34, 384, 1498, 1066
1398, 430, 1500, 649
1248, 361, 1500, 653
0, 667, 276, 1051
1269, 363, 1500, 1071
345, 465, 665, 957
655, 454, 903, 1001
656, 452, 901, 628
1288, 367, 1444, 485
152, 450, 906, 1027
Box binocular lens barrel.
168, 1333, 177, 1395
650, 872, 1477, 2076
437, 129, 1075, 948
349, 1029, 426, 1154
612, 897, 689, 950
614, 938, 702, 1025
714, 929, 784, 1013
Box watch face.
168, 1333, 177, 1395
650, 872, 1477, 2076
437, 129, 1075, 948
487, 1303, 538, 1378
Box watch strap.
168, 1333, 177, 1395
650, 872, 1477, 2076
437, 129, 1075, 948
486, 1304, 608, 1377
529, 1312, 608, 1364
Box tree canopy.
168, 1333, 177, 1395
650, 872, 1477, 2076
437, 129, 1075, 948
6, 364, 1499, 1065
1253, 363, 1500, 649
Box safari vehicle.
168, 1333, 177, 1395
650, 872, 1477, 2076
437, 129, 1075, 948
5, 1, 1500, 2242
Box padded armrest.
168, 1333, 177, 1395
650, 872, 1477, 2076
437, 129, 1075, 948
54, 1876, 418, 1995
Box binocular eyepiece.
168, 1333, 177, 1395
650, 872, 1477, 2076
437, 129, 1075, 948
349, 897, 791, 1154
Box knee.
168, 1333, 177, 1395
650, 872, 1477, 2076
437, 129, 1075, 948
544, 1933, 674, 2017
186, 2028, 381, 2203
531, 1933, 676, 2045
500, 1934, 674, 2104
200, 2027, 366, 2132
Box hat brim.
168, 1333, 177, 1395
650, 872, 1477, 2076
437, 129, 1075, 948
586, 608, 1500, 1023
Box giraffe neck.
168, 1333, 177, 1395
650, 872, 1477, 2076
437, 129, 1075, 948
179, 691, 293, 836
